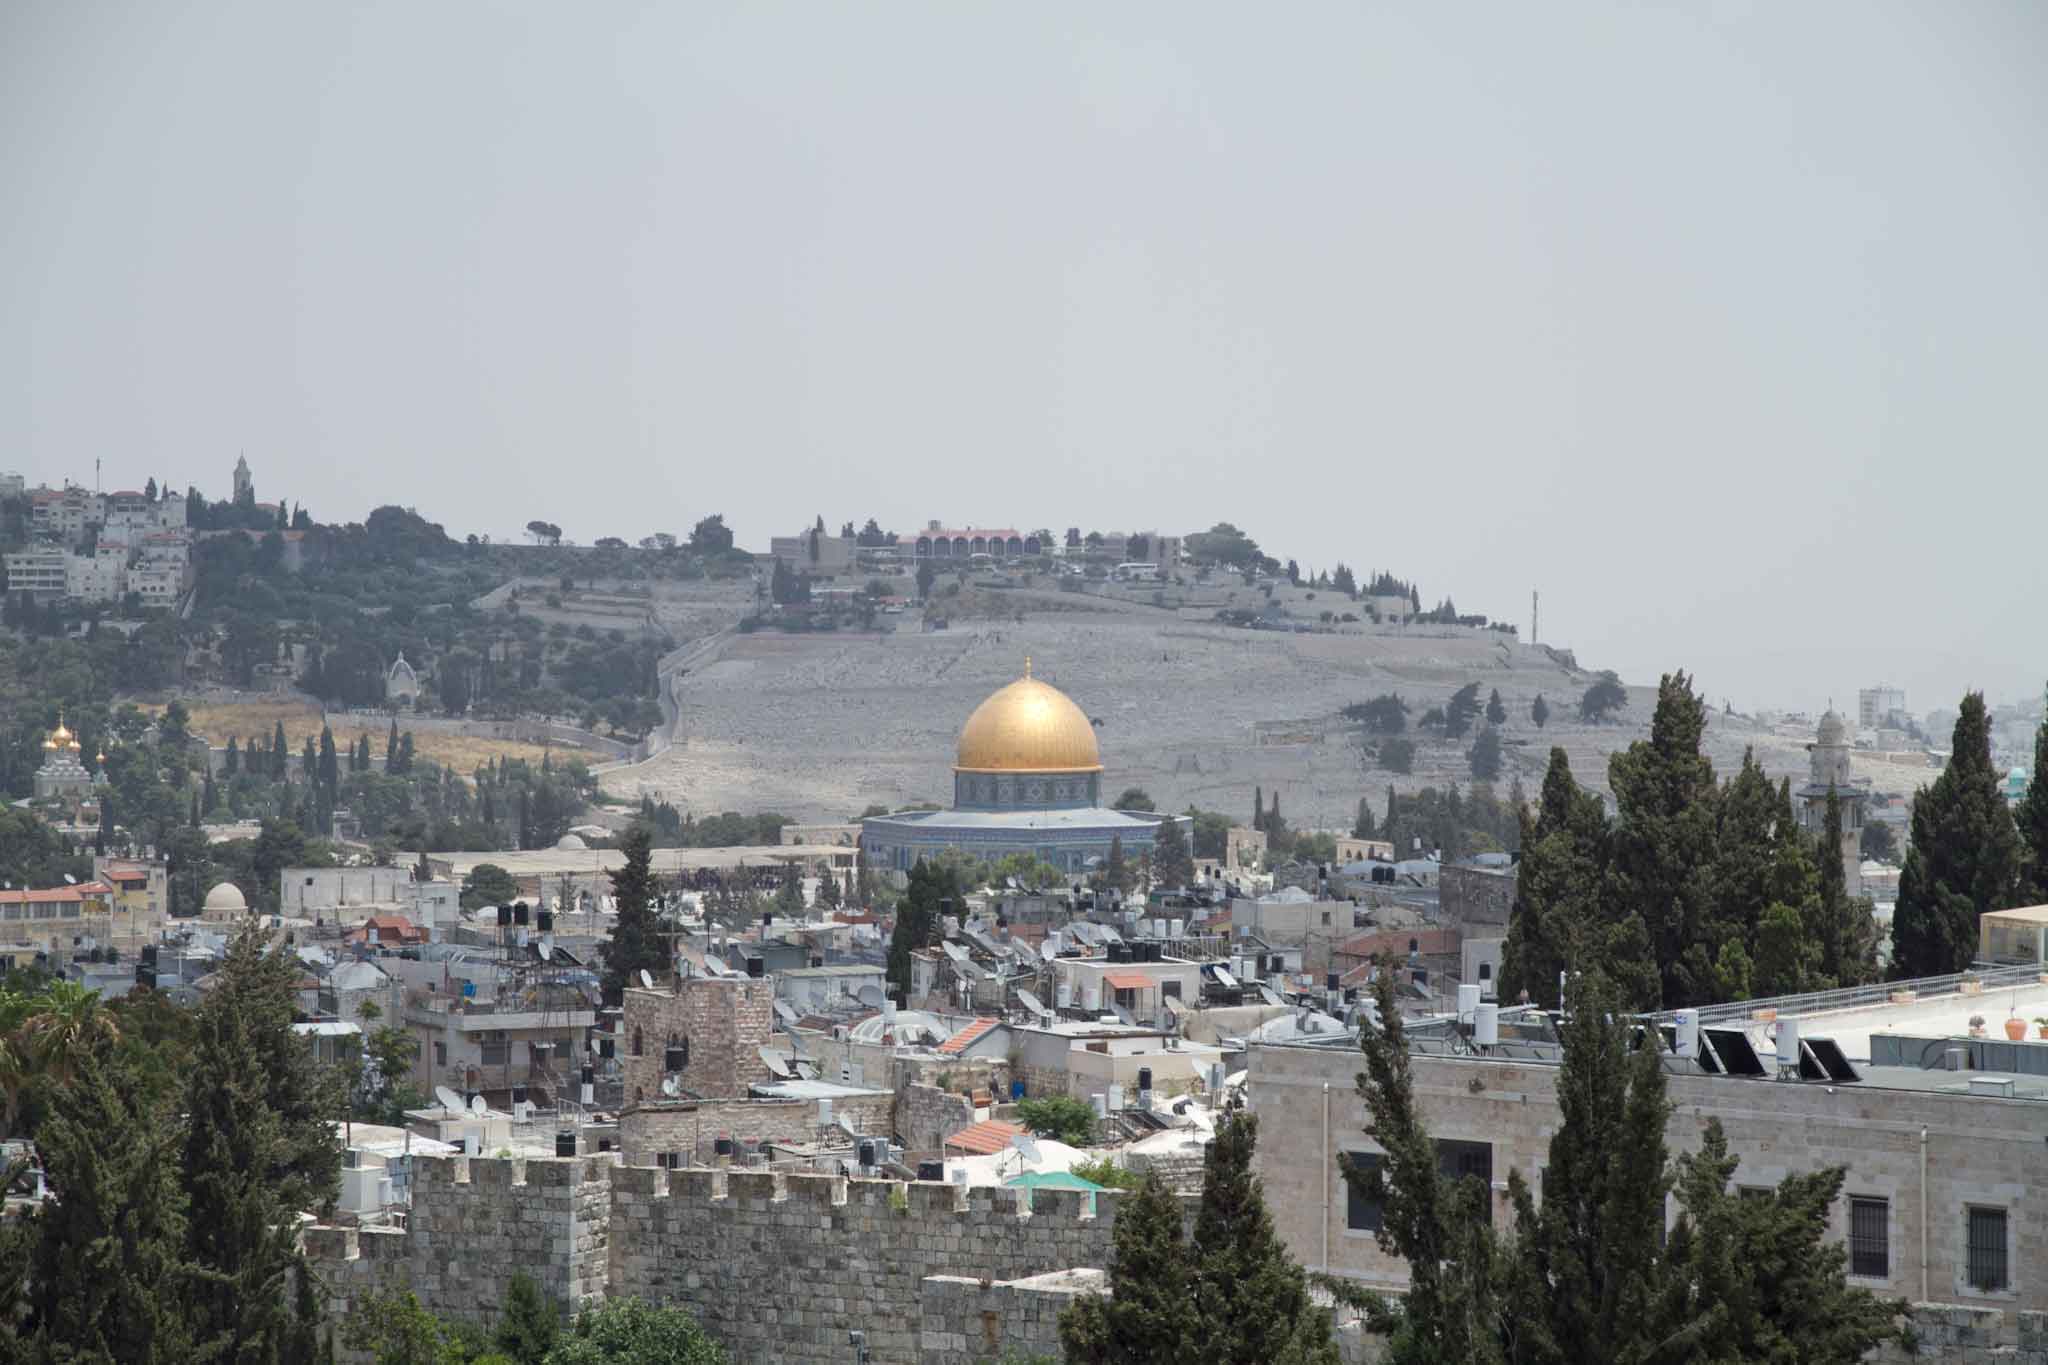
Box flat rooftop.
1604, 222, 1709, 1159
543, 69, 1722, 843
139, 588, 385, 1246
430, 845, 854, 878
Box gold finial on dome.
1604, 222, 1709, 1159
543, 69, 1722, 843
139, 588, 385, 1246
1024, 656, 1032, 678
954, 668, 1102, 774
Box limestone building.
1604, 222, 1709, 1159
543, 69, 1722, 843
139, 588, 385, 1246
1251, 966, 2048, 1317
859, 665, 1179, 875
1796, 708, 1866, 898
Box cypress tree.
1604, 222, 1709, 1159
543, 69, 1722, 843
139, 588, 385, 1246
1892, 693, 2021, 977
1105, 835, 1130, 896
183, 926, 342, 1360
1647, 1121, 1897, 1363
1058, 1171, 1196, 1365
271, 721, 288, 780
21, 1045, 197, 1362
1353, 797, 1376, 840
600, 824, 667, 1006
2015, 685, 2048, 904
397, 732, 414, 774
1531, 694, 1549, 729
317, 725, 338, 798
1253, 785, 1264, 833
1190, 1112, 1340, 1365
1486, 688, 1507, 726
225, 736, 240, 777
1500, 749, 1611, 1009
887, 861, 959, 1001
385, 718, 399, 770
1605, 672, 1719, 1007
1151, 814, 1195, 888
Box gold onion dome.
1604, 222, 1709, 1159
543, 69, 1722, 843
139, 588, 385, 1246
954, 663, 1102, 774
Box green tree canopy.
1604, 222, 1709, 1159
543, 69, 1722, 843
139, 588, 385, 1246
1892, 693, 2021, 977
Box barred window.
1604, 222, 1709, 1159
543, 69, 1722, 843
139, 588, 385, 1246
1967, 1207, 2009, 1293
1848, 1197, 1888, 1278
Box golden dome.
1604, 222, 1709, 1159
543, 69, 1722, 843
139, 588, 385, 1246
954, 666, 1102, 773
47, 717, 77, 751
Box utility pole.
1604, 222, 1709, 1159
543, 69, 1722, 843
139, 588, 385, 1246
1531, 590, 1539, 646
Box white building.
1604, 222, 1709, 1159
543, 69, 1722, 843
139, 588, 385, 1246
64, 553, 124, 603
280, 866, 457, 932
3, 549, 69, 599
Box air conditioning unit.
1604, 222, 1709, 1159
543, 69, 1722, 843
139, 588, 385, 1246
1967, 1075, 2016, 1099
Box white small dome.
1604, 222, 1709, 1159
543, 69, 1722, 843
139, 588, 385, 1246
554, 833, 588, 851
203, 882, 248, 913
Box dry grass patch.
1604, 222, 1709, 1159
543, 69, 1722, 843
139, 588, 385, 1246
167, 701, 573, 773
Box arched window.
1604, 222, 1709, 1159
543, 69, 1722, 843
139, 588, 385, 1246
634, 1086, 644, 1103
632, 1027, 644, 1057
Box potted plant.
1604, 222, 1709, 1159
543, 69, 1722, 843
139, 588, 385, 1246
1968, 1014, 1987, 1038
2035, 1017, 2048, 1040
2005, 1014, 2028, 1041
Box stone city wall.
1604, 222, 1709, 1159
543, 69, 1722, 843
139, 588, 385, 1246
607, 1165, 1129, 1364
305, 1154, 614, 1340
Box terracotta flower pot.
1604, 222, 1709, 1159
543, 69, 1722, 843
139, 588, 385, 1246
2037, 1024, 2048, 1040
2004, 1017, 2027, 1041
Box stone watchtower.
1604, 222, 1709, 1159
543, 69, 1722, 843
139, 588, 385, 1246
620, 973, 774, 1104
1796, 708, 1865, 898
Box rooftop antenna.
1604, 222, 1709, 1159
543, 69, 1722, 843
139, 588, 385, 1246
1530, 589, 1538, 646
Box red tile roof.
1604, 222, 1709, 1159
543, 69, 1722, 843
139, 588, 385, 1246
1103, 972, 1155, 991
943, 1119, 1026, 1155
939, 1017, 999, 1055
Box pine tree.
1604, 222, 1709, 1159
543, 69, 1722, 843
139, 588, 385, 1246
600, 825, 667, 1006
1190, 1112, 1340, 1365
1486, 689, 1507, 726
21, 1045, 198, 1362
1058, 1170, 1197, 1365
774, 867, 806, 919
2015, 685, 2048, 904
1893, 693, 2021, 977
1531, 694, 1548, 729
1151, 816, 1195, 888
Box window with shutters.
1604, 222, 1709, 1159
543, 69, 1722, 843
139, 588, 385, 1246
1848, 1197, 1888, 1278
1967, 1207, 2009, 1293
480, 1041, 510, 1068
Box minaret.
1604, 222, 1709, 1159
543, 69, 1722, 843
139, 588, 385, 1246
1798, 708, 1865, 897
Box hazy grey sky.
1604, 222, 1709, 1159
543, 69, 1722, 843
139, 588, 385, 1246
5, 2, 2044, 714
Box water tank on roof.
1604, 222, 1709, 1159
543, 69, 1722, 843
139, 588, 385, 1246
1457, 983, 1481, 1021
746, 957, 765, 978
1475, 1004, 1499, 1047
1775, 1017, 1800, 1071
555, 1131, 577, 1158
1674, 1009, 1699, 1059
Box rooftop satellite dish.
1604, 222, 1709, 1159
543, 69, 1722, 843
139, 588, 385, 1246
537, 940, 552, 961
836, 1113, 860, 1138
61, 874, 76, 885
1010, 1132, 1042, 1164
660, 1075, 679, 1097
855, 983, 885, 1008
469, 1095, 488, 1115
434, 1085, 464, 1112
639, 969, 655, 989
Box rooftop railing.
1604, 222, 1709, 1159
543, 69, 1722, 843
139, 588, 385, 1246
1652, 961, 2046, 1028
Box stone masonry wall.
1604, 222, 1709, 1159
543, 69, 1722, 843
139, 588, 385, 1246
899, 1083, 975, 1156
607, 1165, 1133, 1364
305, 1154, 613, 1335
621, 978, 774, 1101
